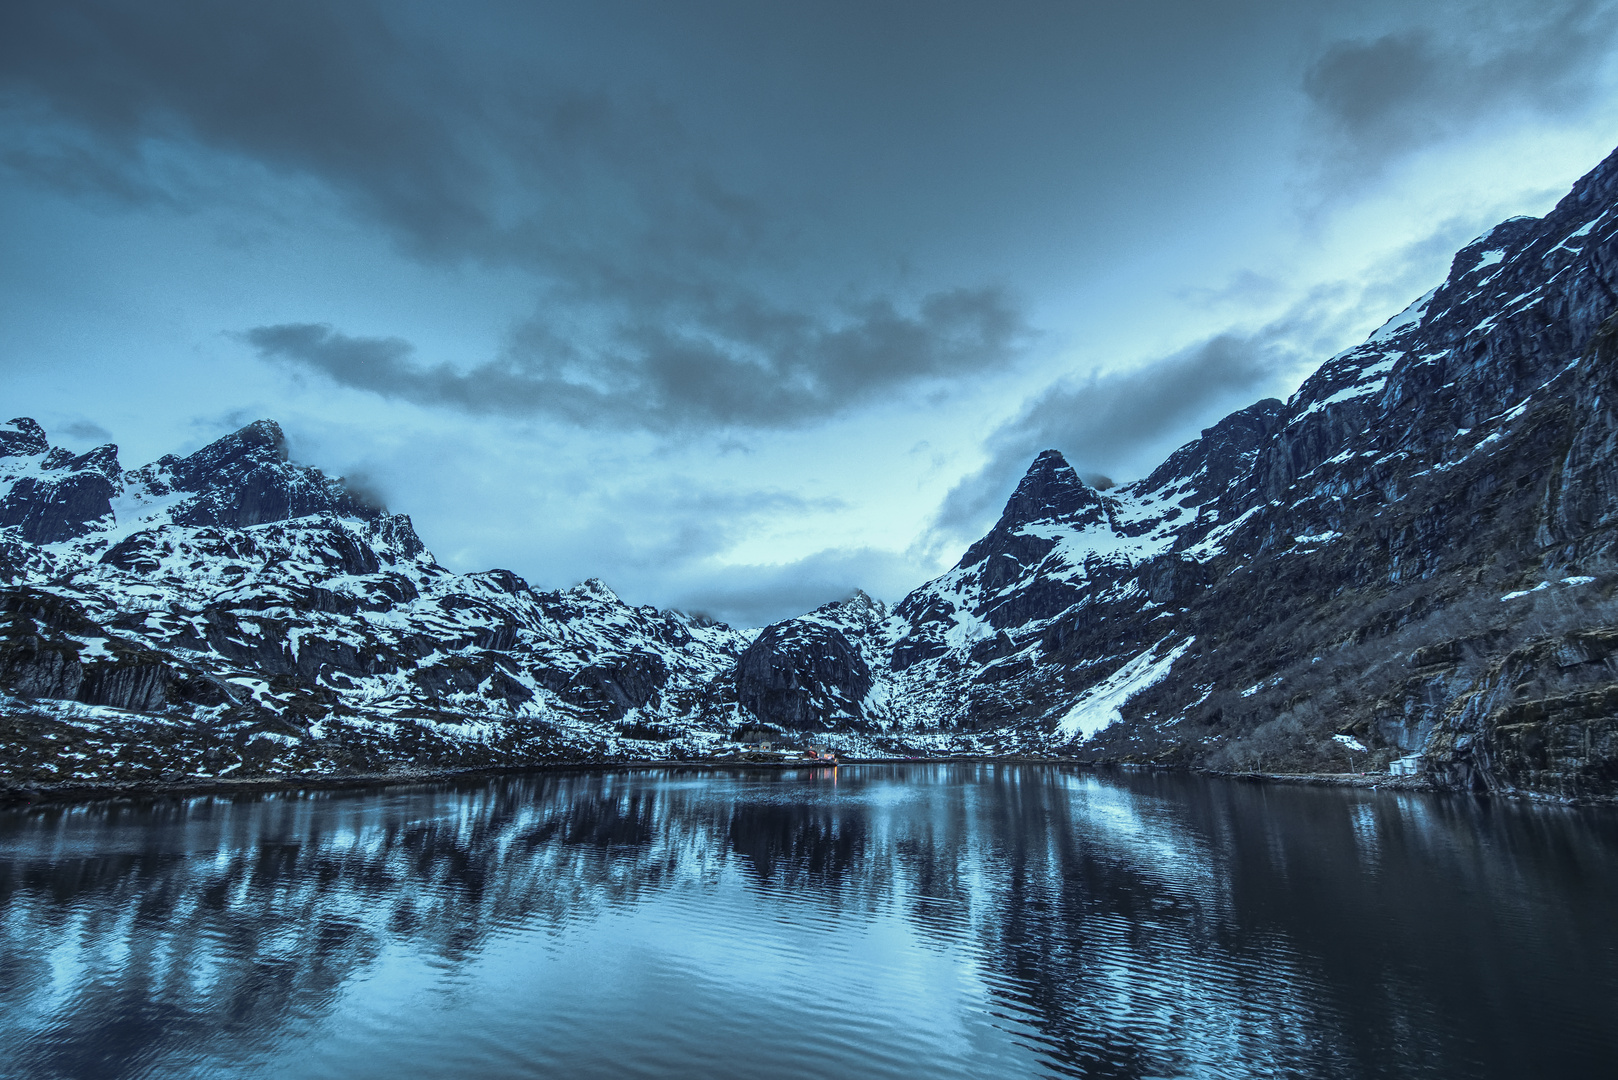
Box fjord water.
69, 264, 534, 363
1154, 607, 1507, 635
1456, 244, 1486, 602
1, 767, 1614, 1080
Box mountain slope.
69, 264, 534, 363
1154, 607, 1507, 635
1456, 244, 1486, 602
738, 143, 1618, 797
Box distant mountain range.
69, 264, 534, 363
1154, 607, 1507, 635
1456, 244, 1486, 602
8, 144, 1618, 800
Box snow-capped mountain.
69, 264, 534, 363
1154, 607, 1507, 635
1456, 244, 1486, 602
9, 143, 1618, 798
1, 420, 756, 783
736, 142, 1618, 797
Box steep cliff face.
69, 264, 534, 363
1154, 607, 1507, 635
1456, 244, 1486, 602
732, 142, 1618, 795
0, 421, 120, 545
10, 144, 1618, 797
736, 622, 871, 731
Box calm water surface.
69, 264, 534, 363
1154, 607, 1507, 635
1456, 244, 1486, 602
1, 765, 1615, 1079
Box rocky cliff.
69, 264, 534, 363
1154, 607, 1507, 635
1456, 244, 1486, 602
9, 144, 1618, 799
735, 141, 1618, 799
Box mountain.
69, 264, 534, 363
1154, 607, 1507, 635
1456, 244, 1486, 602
0, 420, 755, 785
8, 144, 1618, 799
707, 142, 1618, 798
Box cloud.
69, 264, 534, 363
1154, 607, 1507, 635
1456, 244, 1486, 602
927, 204, 1508, 551
2, 1, 1030, 432
340, 424, 878, 625
244, 287, 1026, 429
245, 324, 412, 386
57, 419, 114, 445
599, 485, 850, 576
0, 0, 656, 262
1303, 2, 1618, 170
0, 0, 802, 334
930, 330, 1292, 543
657, 546, 929, 628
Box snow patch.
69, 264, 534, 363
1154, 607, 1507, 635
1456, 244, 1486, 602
1501, 577, 1594, 601
1367, 289, 1433, 344
1056, 638, 1192, 741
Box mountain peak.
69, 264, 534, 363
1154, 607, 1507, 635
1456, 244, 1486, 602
127, 418, 388, 529
997, 449, 1103, 529
953, 448, 1108, 575
573, 577, 620, 602
167, 420, 287, 488
0, 418, 48, 458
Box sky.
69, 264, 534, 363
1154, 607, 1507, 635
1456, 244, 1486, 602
3, 0, 1618, 626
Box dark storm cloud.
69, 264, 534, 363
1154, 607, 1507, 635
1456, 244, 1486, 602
246, 287, 1025, 429
1304, 1, 1618, 167
0, 0, 712, 263
245, 325, 413, 386
6, 0, 1026, 429
2, 1, 459, 223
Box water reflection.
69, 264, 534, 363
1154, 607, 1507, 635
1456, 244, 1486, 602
1, 766, 1616, 1080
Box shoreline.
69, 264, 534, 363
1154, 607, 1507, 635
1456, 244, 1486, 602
0, 757, 876, 808
1, 757, 1606, 810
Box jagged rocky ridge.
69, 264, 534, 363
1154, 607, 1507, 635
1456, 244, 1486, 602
9, 145, 1618, 798
0, 419, 756, 782
721, 140, 1618, 800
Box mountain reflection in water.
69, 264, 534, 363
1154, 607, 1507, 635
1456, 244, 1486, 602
1, 765, 1615, 1080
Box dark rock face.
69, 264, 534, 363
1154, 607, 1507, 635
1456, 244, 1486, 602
0, 471, 117, 544
1138, 399, 1285, 505
567, 652, 671, 719
155, 420, 385, 529
1421, 627, 1618, 800
0, 590, 173, 711
1139, 555, 1209, 606
0, 424, 121, 544
737, 620, 872, 730
0, 418, 47, 458
80, 652, 174, 713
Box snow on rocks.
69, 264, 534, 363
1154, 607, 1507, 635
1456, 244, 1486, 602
1055, 638, 1193, 742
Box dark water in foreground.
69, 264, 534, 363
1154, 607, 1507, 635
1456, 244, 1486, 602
1, 766, 1615, 1080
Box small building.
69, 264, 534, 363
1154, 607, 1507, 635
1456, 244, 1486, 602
1389, 753, 1422, 777
733, 723, 783, 753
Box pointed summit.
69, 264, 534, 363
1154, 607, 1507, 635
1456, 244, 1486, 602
167, 419, 288, 491
147, 419, 381, 529
955, 449, 1107, 575
991, 449, 1106, 533
572, 577, 621, 602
